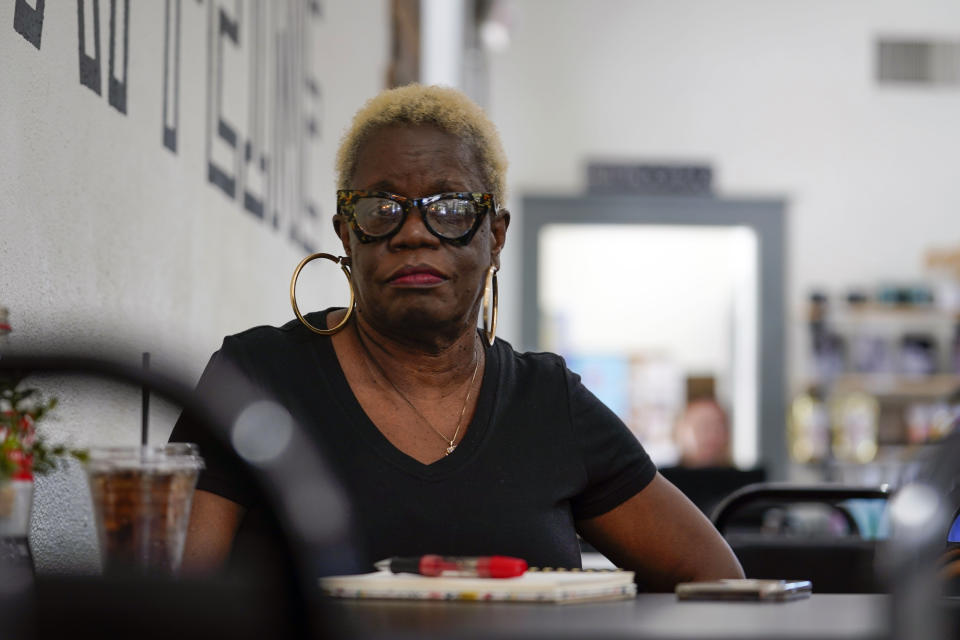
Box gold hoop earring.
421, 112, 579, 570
482, 265, 498, 346
289, 253, 355, 335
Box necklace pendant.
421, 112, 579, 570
445, 443, 456, 455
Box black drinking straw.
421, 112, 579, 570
141, 352, 150, 446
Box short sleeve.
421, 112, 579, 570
168, 338, 257, 508
566, 369, 657, 521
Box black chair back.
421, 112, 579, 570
712, 483, 892, 594
659, 465, 766, 516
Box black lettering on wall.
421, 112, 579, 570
162, 0, 181, 152
206, 0, 242, 199
259, 0, 324, 254
305, 76, 321, 139
11, 0, 326, 252
298, 72, 322, 252
294, 2, 323, 254
13, 0, 45, 49
107, 0, 129, 113
242, 0, 268, 219
284, 2, 303, 247
77, 0, 102, 95
271, 11, 296, 236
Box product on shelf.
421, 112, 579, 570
830, 391, 879, 464
900, 333, 938, 377
807, 292, 845, 384
787, 388, 830, 464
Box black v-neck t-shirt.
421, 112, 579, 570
170, 309, 656, 571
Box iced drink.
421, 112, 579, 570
85, 443, 203, 574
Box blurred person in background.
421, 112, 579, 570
674, 398, 732, 468
171, 84, 742, 591
661, 397, 765, 516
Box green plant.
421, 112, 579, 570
0, 373, 87, 481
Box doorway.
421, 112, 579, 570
521, 194, 787, 477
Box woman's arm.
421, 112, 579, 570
576, 472, 744, 591
180, 489, 246, 575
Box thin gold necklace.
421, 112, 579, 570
354, 322, 482, 456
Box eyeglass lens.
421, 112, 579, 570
354, 196, 479, 239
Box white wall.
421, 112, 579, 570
487, 0, 960, 394
1, 0, 387, 573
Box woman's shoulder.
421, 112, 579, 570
225, 310, 330, 342
217, 310, 333, 362
206, 311, 338, 390
491, 337, 569, 378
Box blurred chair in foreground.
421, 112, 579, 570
883, 428, 960, 639
0, 353, 357, 640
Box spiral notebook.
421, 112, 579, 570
320, 569, 636, 604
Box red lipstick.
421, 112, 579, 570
388, 265, 447, 286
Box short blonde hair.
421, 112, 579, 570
336, 84, 508, 206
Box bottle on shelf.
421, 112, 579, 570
900, 333, 938, 377
845, 290, 895, 375
830, 391, 879, 465
808, 292, 845, 384
904, 401, 958, 444
787, 386, 831, 465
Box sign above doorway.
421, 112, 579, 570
586, 162, 713, 196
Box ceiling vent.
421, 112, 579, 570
876, 38, 960, 86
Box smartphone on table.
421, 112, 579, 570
676, 579, 812, 601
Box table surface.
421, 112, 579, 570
327, 593, 890, 640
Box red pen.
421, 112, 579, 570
374, 554, 528, 578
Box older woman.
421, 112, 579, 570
171, 84, 743, 590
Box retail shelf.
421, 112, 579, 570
831, 373, 960, 399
